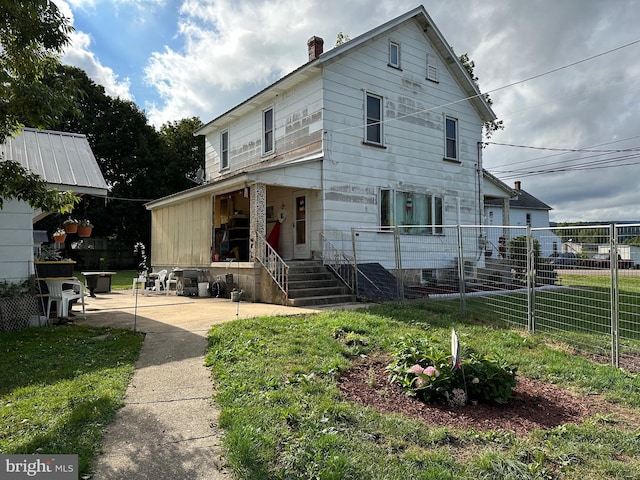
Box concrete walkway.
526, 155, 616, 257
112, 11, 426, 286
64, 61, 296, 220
77, 290, 330, 479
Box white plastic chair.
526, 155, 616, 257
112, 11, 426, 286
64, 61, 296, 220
165, 272, 178, 295
154, 269, 168, 293
45, 279, 85, 324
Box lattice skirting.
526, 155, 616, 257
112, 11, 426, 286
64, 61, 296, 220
0, 296, 39, 332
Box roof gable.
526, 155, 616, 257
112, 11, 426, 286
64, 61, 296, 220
196, 6, 496, 135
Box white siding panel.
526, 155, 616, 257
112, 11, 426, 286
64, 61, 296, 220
0, 200, 35, 283
321, 19, 484, 239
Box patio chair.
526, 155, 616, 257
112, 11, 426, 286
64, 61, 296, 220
154, 269, 168, 293
165, 271, 178, 295
45, 279, 86, 324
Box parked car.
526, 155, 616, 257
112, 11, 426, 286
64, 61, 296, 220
547, 252, 578, 268
582, 253, 635, 269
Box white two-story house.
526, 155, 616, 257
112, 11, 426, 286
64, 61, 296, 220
146, 6, 497, 304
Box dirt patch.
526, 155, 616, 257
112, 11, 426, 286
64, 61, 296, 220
338, 353, 629, 436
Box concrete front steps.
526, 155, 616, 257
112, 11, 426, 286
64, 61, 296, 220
286, 260, 356, 307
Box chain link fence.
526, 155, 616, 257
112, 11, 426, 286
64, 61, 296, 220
350, 224, 640, 370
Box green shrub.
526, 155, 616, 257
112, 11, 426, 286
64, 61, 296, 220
387, 333, 517, 405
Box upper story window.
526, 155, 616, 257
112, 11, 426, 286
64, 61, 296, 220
380, 189, 444, 235
426, 54, 438, 82
389, 41, 400, 68
365, 93, 383, 145
263, 107, 274, 154
220, 130, 229, 170
445, 116, 458, 161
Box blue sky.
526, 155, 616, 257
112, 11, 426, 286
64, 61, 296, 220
54, 0, 640, 222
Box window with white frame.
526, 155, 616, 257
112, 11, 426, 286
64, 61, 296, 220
220, 130, 229, 170
263, 107, 274, 154
426, 53, 438, 82
380, 189, 444, 234
389, 40, 400, 68
445, 116, 458, 160
365, 93, 383, 145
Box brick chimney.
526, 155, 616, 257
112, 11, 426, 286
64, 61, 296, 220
307, 36, 324, 61
514, 181, 521, 190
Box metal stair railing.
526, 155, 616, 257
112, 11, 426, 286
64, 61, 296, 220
320, 233, 356, 294
254, 230, 289, 302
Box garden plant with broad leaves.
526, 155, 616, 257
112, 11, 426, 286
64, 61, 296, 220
387, 329, 517, 406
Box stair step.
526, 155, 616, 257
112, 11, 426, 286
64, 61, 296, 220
288, 294, 357, 307
288, 279, 338, 289
288, 286, 348, 298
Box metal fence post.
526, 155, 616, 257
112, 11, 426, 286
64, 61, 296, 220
526, 225, 535, 333
457, 225, 466, 315
610, 224, 620, 368
393, 227, 404, 302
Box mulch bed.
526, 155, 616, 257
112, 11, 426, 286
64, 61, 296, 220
338, 354, 615, 436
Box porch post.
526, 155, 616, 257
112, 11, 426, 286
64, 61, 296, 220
249, 182, 266, 261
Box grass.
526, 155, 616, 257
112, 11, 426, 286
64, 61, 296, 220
0, 325, 143, 475
205, 303, 640, 479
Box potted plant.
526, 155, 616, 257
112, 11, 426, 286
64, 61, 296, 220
78, 219, 93, 237
63, 217, 79, 234
53, 228, 67, 243
34, 246, 75, 278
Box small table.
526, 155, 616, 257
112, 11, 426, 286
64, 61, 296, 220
81, 271, 117, 297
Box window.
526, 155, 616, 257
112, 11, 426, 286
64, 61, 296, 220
220, 130, 229, 170
365, 93, 383, 145
445, 116, 458, 160
426, 54, 438, 82
380, 189, 444, 234
526, 213, 531, 226
263, 107, 274, 154
389, 41, 400, 68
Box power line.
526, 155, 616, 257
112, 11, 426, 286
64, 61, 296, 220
484, 142, 640, 153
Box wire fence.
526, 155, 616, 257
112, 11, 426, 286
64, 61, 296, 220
350, 223, 640, 370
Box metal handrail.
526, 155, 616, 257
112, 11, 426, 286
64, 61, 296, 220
254, 230, 289, 302
320, 233, 356, 294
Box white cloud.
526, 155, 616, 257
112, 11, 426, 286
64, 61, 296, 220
144, 0, 417, 126
61, 31, 134, 101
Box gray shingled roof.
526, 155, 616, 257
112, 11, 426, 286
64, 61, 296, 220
486, 187, 551, 211
0, 128, 108, 196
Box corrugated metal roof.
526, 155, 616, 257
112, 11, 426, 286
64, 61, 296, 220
0, 128, 109, 196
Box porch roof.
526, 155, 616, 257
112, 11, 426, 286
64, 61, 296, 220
145, 153, 323, 210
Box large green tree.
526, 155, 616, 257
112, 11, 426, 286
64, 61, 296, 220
0, 0, 78, 142
49, 66, 204, 248
0, 1, 80, 213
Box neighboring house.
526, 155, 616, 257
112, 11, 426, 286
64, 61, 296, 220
146, 6, 496, 302
484, 180, 561, 257
0, 128, 108, 284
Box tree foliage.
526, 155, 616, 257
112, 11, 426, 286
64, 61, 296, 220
0, 160, 78, 213
0, 0, 79, 143
458, 52, 504, 139
47, 66, 204, 248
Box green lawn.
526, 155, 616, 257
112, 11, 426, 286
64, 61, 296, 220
205, 303, 640, 479
0, 325, 143, 475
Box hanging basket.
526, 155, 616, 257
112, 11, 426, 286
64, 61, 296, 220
64, 223, 78, 234
53, 234, 67, 243
77, 226, 93, 238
